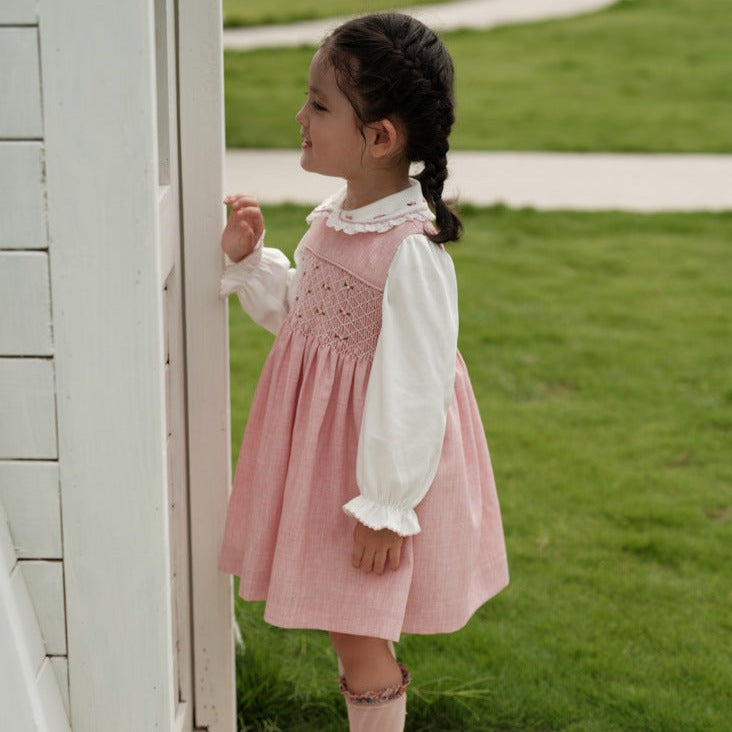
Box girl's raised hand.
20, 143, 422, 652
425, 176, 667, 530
222, 194, 264, 263
352, 522, 404, 575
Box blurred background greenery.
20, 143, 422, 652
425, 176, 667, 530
224, 0, 732, 152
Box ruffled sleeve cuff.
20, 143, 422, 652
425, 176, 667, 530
342, 495, 421, 537
219, 236, 265, 297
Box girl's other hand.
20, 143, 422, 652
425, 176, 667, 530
352, 522, 404, 575
222, 194, 264, 263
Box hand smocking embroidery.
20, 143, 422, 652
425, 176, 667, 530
287, 249, 382, 359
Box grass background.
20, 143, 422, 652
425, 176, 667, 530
224, 0, 732, 152
229, 206, 732, 731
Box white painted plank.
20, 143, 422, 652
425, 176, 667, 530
0, 0, 37, 24
0, 142, 46, 249
0, 358, 57, 459
9, 563, 46, 674
36, 657, 72, 732
0, 596, 38, 732
50, 656, 70, 717
0, 251, 53, 356
178, 2, 236, 729
1, 500, 68, 731
20, 560, 66, 654
0, 27, 43, 137
0, 460, 62, 559
40, 1, 177, 729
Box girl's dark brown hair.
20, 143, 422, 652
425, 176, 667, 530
323, 12, 463, 244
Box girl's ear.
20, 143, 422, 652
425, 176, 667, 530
368, 118, 404, 159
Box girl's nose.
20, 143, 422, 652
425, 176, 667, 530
295, 104, 307, 125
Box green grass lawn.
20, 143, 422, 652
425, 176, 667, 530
224, 0, 732, 152
228, 204, 732, 731
223, 0, 451, 27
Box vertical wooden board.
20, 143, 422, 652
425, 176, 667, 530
0, 28, 43, 138
19, 560, 66, 654
40, 0, 177, 729
0, 251, 53, 356
0, 143, 46, 249
36, 657, 72, 732
50, 656, 70, 717
0, 0, 38, 24
156, 0, 195, 716
0, 461, 62, 559
178, 2, 236, 729
0, 358, 57, 459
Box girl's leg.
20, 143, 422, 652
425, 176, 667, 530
330, 632, 401, 693
330, 632, 410, 732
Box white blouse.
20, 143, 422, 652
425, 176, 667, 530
221, 182, 459, 536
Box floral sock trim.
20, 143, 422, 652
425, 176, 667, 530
339, 663, 411, 705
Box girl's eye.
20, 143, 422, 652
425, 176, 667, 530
303, 91, 326, 112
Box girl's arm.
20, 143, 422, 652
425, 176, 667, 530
345, 234, 459, 539
220, 194, 298, 334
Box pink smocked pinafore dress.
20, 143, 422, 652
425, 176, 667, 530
219, 215, 509, 641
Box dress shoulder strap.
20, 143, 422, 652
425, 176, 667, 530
302, 218, 429, 291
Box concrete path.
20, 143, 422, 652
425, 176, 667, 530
223, 0, 619, 50
225, 149, 732, 211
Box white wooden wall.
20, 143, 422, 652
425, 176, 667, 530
1, 0, 234, 729
0, 0, 72, 725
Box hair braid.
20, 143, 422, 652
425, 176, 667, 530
324, 12, 464, 243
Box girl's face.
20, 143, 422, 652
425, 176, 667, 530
295, 50, 367, 180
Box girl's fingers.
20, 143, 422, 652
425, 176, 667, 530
224, 194, 259, 209
351, 523, 404, 574
351, 540, 365, 569
240, 207, 264, 231
228, 205, 263, 238
388, 542, 402, 571
229, 205, 259, 222
360, 548, 376, 574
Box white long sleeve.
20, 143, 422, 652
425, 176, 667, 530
343, 234, 459, 536
220, 234, 299, 334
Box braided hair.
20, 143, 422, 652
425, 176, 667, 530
323, 13, 463, 244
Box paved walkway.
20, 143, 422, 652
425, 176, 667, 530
223, 0, 732, 211
223, 0, 618, 50
226, 150, 732, 211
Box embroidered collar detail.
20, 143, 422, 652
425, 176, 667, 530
306, 178, 435, 234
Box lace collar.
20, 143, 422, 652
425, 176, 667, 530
306, 178, 435, 234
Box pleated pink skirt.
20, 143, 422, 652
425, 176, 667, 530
219, 321, 509, 641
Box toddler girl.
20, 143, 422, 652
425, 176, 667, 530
218, 13, 509, 730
